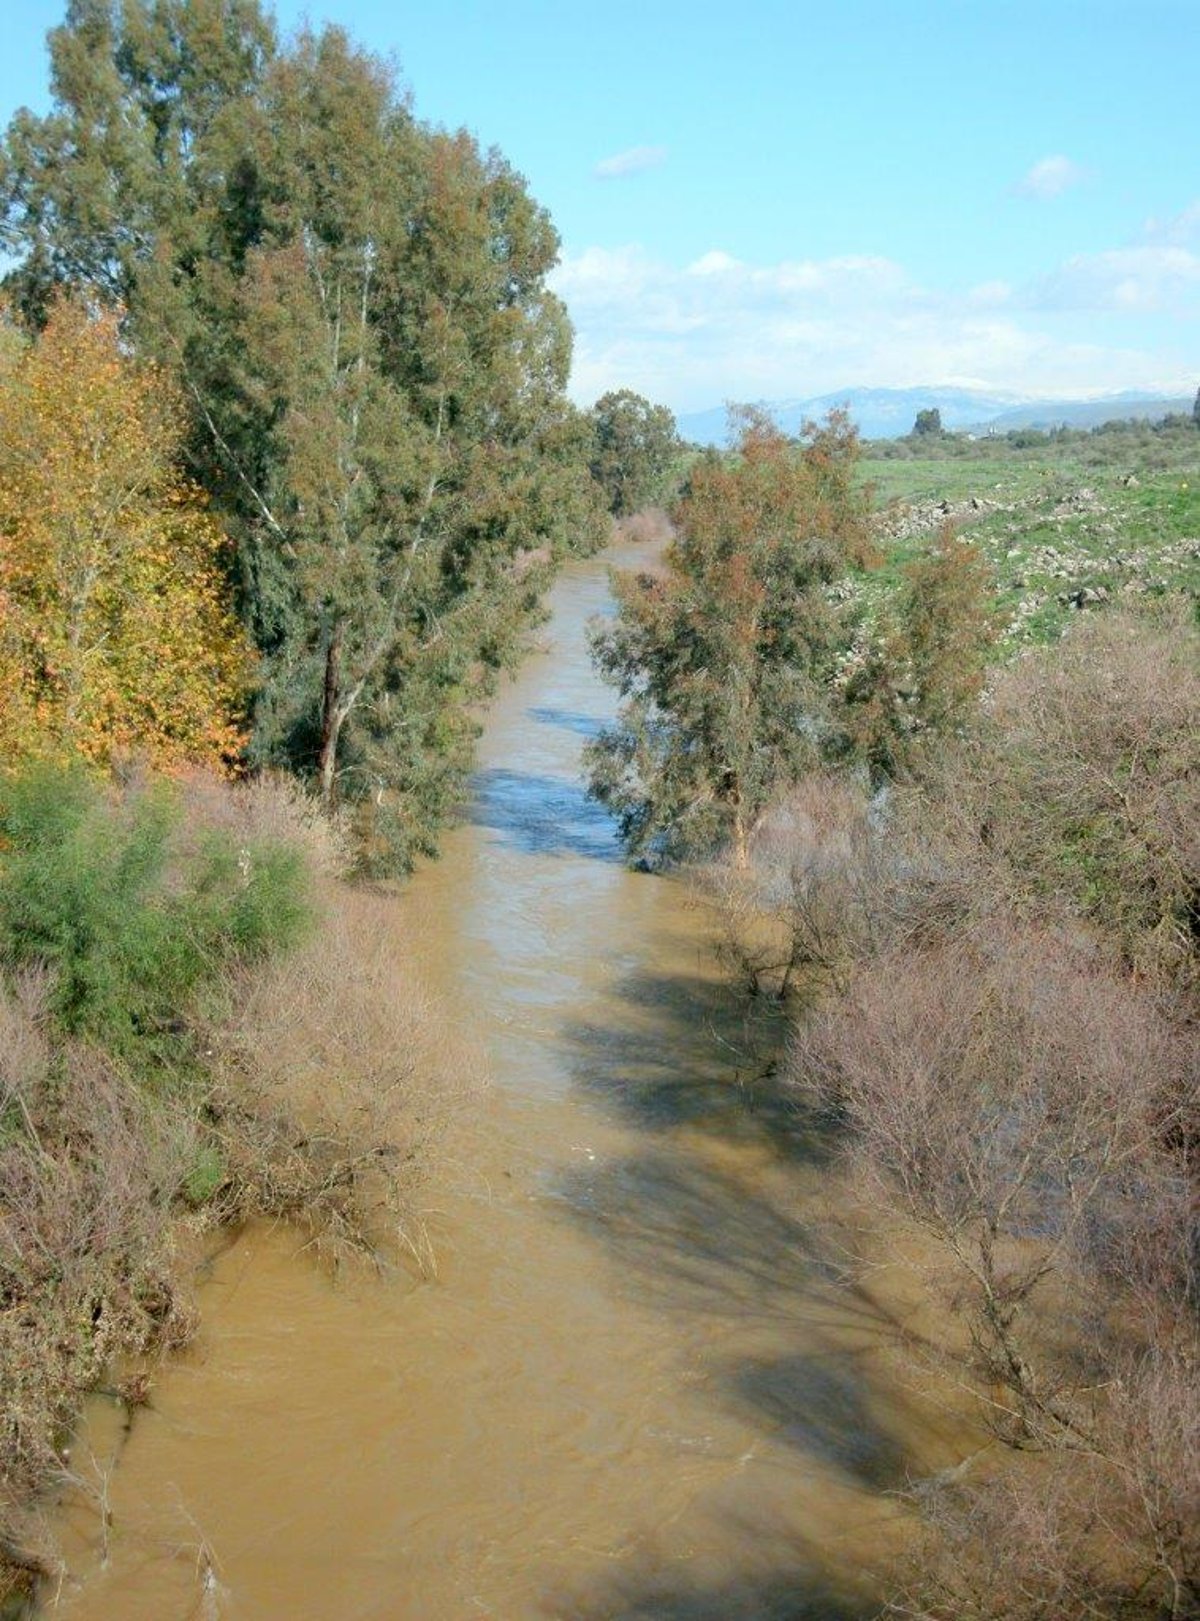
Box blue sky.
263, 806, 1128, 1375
2, 1, 1197, 411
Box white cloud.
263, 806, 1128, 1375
553, 244, 654, 296
967, 280, 1013, 308
549, 241, 1195, 413
682, 249, 905, 299
688, 249, 742, 276
1031, 245, 1200, 312
1143, 200, 1200, 245
1016, 154, 1086, 199
593, 145, 667, 180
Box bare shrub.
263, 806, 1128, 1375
705, 775, 882, 1003
792, 926, 1193, 1427
176, 767, 351, 880
613, 506, 675, 548
0, 981, 196, 1591
206, 876, 479, 1263
788, 922, 1199, 1617
745, 610, 1200, 1616
888, 1345, 1200, 1620
908, 607, 1200, 984
888, 1442, 1195, 1621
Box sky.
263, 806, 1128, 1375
2, 0, 1198, 413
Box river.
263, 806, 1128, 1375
45, 536, 961, 1619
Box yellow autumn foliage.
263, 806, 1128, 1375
0, 299, 250, 769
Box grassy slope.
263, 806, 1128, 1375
859, 423, 1200, 646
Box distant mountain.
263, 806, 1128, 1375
676, 387, 1026, 445
965, 395, 1192, 434
676, 387, 1192, 445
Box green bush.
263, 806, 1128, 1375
182, 1142, 228, 1207
0, 762, 310, 1067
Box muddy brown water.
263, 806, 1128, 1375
45, 538, 963, 1620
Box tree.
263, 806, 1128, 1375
1, 8, 605, 864
841, 525, 999, 776
586, 410, 873, 866
0, 0, 276, 324
215, 49, 605, 833
0, 299, 248, 769
913, 407, 943, 437
1193, 385, 1200, 427
588, 389, 681, 516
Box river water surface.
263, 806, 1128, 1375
47, 538, 961, 1620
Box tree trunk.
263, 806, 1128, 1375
318, 618, 344, 805
732, 806, 749, 869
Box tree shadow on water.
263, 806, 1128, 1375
558, 1148, 890, 1341
541, 882, 925, 1619
731, 1352, 911, 1491
562, 960, 825, 1167
526, 704, 606, 739
546, 1155, 912, 1621
554, 1562, 872, 1620
468, 766, 621, 861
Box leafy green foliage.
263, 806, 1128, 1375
587, 410, 873, 864
0, 762, 309, 1066
588, 389, 682, 516
182, 1144, 227, 1208
0, 0, 276, 322
841, 527, 1000, 775
912, 407, 942, 437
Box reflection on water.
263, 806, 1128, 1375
45, 536, 960, 1621
469, 767, 620, 862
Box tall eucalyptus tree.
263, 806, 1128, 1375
2, 1, 604, 863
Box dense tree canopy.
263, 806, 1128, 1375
1, 0, 605, 864
588, 389, 681, 516
586, 410, 873, 864
0, 300, 249, 769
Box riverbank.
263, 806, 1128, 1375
0, 773, 471, 1614
712, 604, 1200, 1619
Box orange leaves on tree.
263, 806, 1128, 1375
0, 299, 251, 771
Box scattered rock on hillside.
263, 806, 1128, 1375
875, 495, 1003, 543
1059, 585, 1111, 609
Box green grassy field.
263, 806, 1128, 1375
859, 421, 1200, 645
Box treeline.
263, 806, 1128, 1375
588, 410, 1199, 1618
0, 0, 627, 869
870, 410, 1198, 466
